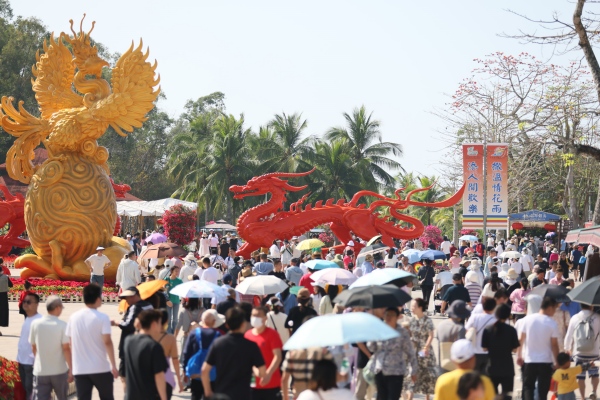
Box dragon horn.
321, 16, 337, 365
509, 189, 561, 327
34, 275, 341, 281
80, 14, 86, 35
262, 167, 316, 179
404, 183, 436, 202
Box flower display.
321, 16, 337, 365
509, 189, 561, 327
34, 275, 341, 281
8, 278, 118, 299
0, 356, 22, 400
418, 225, 444, 249
318, 232, 335, 247
163, 204, 197, 247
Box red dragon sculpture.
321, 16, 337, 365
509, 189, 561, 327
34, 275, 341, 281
230, 169, 465, 258
109, 178, 131, 235
0, 185, 29, 256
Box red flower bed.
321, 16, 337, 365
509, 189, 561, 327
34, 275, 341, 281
8, 278, 118, 298
0, 356, 23, 400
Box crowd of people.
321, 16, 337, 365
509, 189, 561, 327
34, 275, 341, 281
5, 229, 600, 400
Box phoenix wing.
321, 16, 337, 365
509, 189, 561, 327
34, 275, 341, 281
32, 33, 82, 119
90, 40, 160, 137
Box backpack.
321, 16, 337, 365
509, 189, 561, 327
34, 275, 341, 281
575, 315, 598, 354
579, 256, 587, 265
185, 328, 220, 379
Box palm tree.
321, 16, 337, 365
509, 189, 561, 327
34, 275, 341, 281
167, 114, 214, 222
325, 106, 403, 191
409, 176, 445, 226
202, 114, 256, 222
262, 112, 313, 173
304, 139, 364, 201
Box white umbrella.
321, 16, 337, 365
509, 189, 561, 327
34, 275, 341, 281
500, 251, 521, 259
310, 268, 357, 286
169, 280, 228, 299
235, 275, 289, 295
459, 235, 479, 242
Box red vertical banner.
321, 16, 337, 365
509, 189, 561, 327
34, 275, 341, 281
485, 144, 509, 228
462, 144, 485, 229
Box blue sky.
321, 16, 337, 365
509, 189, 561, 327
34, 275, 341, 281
12, 0, 579, 177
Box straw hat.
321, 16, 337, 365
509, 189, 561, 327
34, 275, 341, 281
506, 268, 519, 280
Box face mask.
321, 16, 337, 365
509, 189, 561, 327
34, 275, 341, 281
250, 316, 264, 328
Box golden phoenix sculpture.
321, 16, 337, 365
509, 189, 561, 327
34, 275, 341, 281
0, 17, 160, 281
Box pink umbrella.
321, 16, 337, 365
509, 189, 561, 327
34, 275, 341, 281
147, 232, 167, 244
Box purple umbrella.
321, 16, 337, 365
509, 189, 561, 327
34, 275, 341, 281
147, 232, 167, 244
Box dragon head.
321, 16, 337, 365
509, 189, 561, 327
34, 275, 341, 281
230, 168, 316, 199
63, 15, 109, 77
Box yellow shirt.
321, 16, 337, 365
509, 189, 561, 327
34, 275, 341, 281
434, 368, 495, 400
552, 366, 582, 395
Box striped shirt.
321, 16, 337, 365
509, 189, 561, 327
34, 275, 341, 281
465, 283, 481, 305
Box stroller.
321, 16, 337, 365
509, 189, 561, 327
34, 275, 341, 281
433, 283, 453, 315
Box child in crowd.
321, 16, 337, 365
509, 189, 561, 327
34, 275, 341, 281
552, 352, 592, 400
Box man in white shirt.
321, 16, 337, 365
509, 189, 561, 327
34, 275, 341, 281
465, 298, 497, 373
18, 292, 42, 400
564, 303, 600, 400
85, 246, 111, 288
116, 251, 142, 290
201, 258, 219, 285
269, 240, 281, 261
280, 240, 295, 267
208, 231, 220, 253
486, 235, 495, 249
510, 258, 523, 276
29, 296, 72, 400
517, 296, 560, 400
67, 284, 118, 400
484, 249, 498, 277
521, 249, 534, 277
209, 249, 226, 269
440, 237, 452, 261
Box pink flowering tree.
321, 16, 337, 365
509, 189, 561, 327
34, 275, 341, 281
460, 228, 476, 236
419, 225, 443, 249
318, 232, 335, 247
163, 204, 197, 247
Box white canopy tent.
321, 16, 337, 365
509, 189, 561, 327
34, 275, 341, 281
116, 198, 197, 217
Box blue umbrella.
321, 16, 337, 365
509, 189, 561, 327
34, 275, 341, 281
459, 235, 479, 242
407, 253, 421, 264
305, 259, 339, 271
419, 250, 446, 260
401, 249, 420, 256
283, 312, 400, 350
349, 268, 416, 289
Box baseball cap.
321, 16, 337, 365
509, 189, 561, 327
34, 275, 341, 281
119, 286, 140, 298
222, 274, 233, 284
451, 339, 475, 363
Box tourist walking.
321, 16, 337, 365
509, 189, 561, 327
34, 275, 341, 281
17, 292, 42, 399
465, 298, 497, 373
0, 266, 12, 335
112, 286, 153, 380
201, 307, 267, 399
245, 306, 284, 400
285, 258, 304, 286
563, 303, 600, 400
181, 309, 223, 400
417, 259, 435, 309
123, 309, 168, 400
509, 278, 530, 321
85, 246, 111, 288
296, 359, 354, 400
165, 265, 183, 334
152, 310, 184, 398
406, 299, 437, 400
367, 307, 417, 400
434, 340, 495, 400
481, 304, 519, 397
29, 296, 72, 400
254, 253, 275, 275
282, 347, 334, 400
265, 297, 290, 345
441, 274, 472, 314
115, 251, 141, 291
437, 300, 470, 373
517, 296, 560, 400
174, 297, 203, 341
67, 284, 118, 400
285, 288, 317, 334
